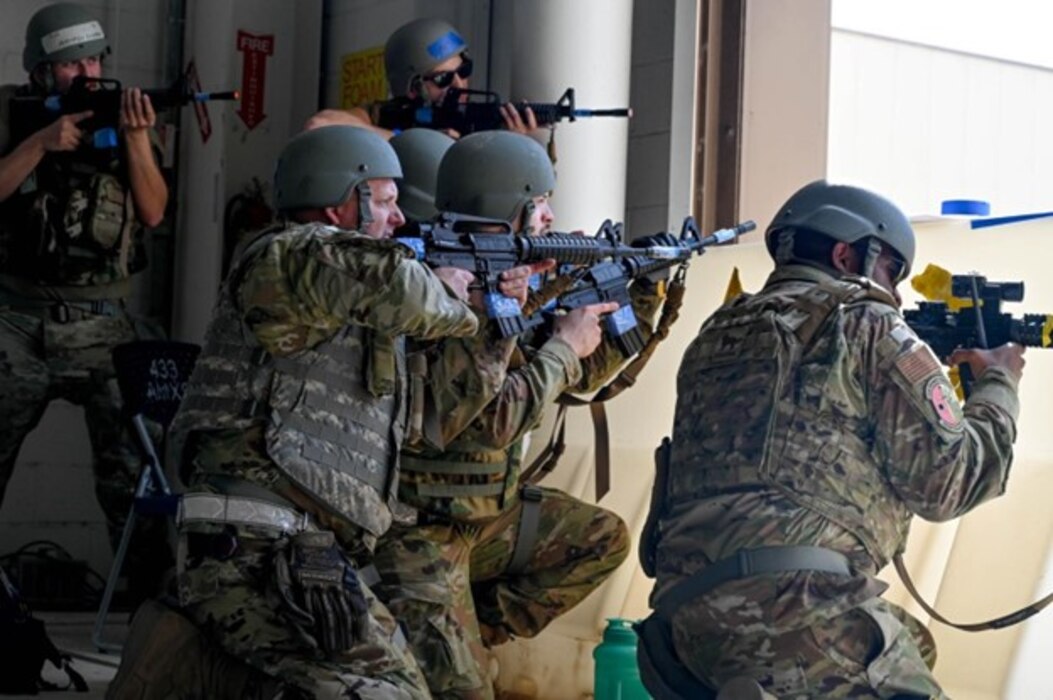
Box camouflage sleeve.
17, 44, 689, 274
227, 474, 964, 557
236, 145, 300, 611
860, 304, 1020, 522
573, 280, 664, 393
442, 336, 583, 451
405, 325, 518, 451
239, 231, 478, 355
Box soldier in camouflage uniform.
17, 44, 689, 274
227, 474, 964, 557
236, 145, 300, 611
106, 125, 543, 699
372, 131, 664, 699
0, 3, 169, 601
638, 181, 1026, 699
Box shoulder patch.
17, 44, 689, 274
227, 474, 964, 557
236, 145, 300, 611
925, 375, 964, 430
894, 344, 941, 385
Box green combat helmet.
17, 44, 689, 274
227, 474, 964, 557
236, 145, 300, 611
23, 2, 110, 73
435, 131, 556, 227
384, 17, 468, 98
273, 125, 402, 224
390, 128, 455, 222
766, 179, 915, 279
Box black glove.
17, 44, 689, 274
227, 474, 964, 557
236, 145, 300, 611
274, 531, 370, 657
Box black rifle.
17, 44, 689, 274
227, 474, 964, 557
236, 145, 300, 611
9, 75, 239, 151
396, 213, 686, 338
541, 218, 756, 357
903, 273, 1052, 395
377, 87, 631, 135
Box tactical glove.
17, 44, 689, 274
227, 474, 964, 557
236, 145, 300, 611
274, 531, 370, 657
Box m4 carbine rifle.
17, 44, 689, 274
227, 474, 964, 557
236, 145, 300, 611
541, 218, 756, 358
902, 266, 1053, 395
9, 75, 239, 151
395, 213, 687, 338
377, 87, 631, 135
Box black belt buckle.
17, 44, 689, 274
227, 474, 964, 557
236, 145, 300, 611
520, 485, 543, 503
50, 303, 70, 323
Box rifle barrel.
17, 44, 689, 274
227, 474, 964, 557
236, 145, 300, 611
572, 108, 633, 118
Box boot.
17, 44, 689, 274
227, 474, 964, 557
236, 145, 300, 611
106, 599, 278, 699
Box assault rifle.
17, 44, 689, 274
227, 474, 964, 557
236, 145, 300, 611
396, 213, 686, 338
9, 75, 239, 151
377, 87, 631, 135
542, 218, 756, 357
903, 266, 1052, 396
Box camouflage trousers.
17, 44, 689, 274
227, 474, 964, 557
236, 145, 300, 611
0, 306, 171, 600
176, 520, 432, 699
670, 595, 946, 699
372, 486, 630, 699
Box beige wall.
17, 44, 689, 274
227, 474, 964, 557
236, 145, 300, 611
740, 0, 832, 230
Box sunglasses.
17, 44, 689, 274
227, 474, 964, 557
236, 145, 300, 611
422, 55, 473, 89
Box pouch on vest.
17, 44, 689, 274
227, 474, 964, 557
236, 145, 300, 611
0, 565, 88, 694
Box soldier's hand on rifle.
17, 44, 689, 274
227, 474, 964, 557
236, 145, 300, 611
498, 260, 556, 305
949, 343, 1026, 384
500, 102, 539, 135
553, 301, 620, 358
433, 267, 476, 302
121, 87, 156, 133
38, 110, 92, 152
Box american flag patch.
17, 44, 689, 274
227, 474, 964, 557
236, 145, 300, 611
895, 345, 941, 384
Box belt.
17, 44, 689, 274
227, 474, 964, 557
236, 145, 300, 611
0, 296, 124, 322
177, 493, 317, 534
654, 545, 851, 619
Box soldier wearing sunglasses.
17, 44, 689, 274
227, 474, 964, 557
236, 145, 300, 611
307, 18, 540, 139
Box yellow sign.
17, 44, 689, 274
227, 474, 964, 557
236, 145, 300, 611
341, 46, 387, 108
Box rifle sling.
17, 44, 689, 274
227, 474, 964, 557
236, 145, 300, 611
893, 553, 1053, 631
521, 267, 688, 501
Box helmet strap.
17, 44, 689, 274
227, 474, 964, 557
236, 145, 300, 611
861, 238, 882, 278
356, 182, 374, 228
519, 199, 537, 236
774, 229, 795, 264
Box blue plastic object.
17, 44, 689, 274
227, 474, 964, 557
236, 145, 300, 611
594, 618, 650, 700
941, 199, 991, 216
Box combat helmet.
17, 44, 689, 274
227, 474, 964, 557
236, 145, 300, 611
23, 3, 110, 73
390, 128, 455, 222
765, 180, 915, 279
384, 18, 468, 98
273, 126, 402, 220
435, 131, 555, 227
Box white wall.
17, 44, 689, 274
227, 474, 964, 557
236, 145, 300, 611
829, 30, 1053, 217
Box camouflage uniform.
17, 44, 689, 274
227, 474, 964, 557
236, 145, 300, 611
169, 222, 481, 698
372, 281, 664, 699
0, 82, 168, 597
650, 264, 1019, 698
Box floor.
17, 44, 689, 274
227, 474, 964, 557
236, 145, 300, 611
10, 612, 126, 700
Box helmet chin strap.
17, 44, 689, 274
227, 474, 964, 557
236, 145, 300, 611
861, 238, 882, 278
774, 229, 795, 264
356, 182, 374, 228
518, 199, 537, 236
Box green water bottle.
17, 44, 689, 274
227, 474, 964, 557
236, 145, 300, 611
593, 618, 651, 699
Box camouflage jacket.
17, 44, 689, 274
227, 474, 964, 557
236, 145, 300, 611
397, 280, 666, 522
172, 222, 479, 548
653, 264, 1020, 631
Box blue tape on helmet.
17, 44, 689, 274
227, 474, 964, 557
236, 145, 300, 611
426, 31, 466, 61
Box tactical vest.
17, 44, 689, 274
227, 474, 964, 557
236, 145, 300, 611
0, 85, 144, 288
173, 225, 406, 538
397, 344, 533, 523
666, 274, 913, 565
